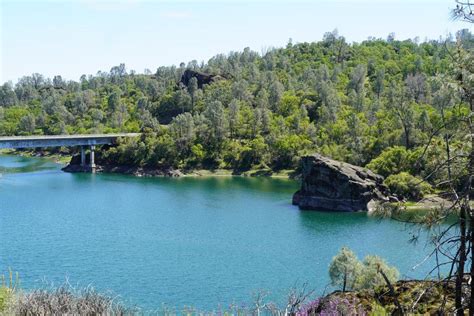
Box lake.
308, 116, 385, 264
0, 155, 437, 311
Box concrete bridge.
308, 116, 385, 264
0, 133, 140, 172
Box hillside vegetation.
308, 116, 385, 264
1, 30, 472, 196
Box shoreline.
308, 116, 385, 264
0, 149, 71, 165
62, 162, 297, 179
0, 150, 295, 179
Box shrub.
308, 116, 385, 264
366, 146, 422, 178
0, 287, 12, 312
9, 282, 135, 315
329, 247, 363, 292
329, 247, 400, 292
384, 172, 432, 201
0, 269, 19, 312
298, 297, 366, 315
355, 255, 400, 290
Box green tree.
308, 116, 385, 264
19, 114, 36, 135
0, 83, 18, 107
384, 172, 432, 200
355, 255, 399, 290
387, 81, 416, 148
228, 99, 240, 138
329, 247, 362, 292
204, 100, 227, 149
171, 112, 195, 158
187, 77, 199, 110
366, 146, 421, 177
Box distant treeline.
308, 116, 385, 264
0, 29, 472, 187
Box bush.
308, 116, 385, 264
384, 172, 432, 201
329, 247, 399, 292
366, 146, 422, 178
329, 247, 362, 292
8, 282, 134, 315
0, 287, 12, 312
355, 255, 399, 290
299, 296, 366, 315
0, 269, 19, 312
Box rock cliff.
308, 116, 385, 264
292, 154, 392, 212
178, 69, 224, 89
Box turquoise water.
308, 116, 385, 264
0, 155, 436, 310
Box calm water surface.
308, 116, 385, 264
0, 155, 436, 310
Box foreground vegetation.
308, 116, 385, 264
0, 248, 461, 315
0, 282, 133, 315
1, 281, 459, 315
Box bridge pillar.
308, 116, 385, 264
90, 145, 96, 173
80, 146, 86, 168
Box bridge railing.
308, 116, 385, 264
0, 133, 140, 149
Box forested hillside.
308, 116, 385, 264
1, 30, 473, 184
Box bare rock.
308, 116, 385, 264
178, 69, 224, 89
292, 154, 392, 212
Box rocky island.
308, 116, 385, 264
293, 154, 394, 212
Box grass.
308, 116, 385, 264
12, 283, 134, 315
383, 193, 459, 222
0, 149, 15, 155
0, 287, 12, 313
0, 280, 135, 315
0, 269, 136, 315
0, 269, 19, 313
184, 167, 296, 179
184, 168, 235, 177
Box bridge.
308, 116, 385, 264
0, 133, 140, 172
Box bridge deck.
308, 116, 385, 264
0, 133, 140, 149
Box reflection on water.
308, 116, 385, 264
0, 155, 59, 174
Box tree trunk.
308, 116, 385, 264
343, 268, 347, 293
468, 95, 474, 315
456, 207, 467, 316
379, 268, 403, 315
403, 124, 411, 149
441, 109, 452, 181
445, 134, 452, 180
470, 220, 474, 316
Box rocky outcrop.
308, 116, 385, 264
62, 152, 184, 177
63, 163, 183, 177
178, 69, 224, 89
293, 154, 393, 212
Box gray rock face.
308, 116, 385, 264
292, 154, 391, 212
179, 70, 224, 89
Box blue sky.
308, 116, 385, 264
0, 0, 471, 83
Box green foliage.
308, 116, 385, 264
370, 302, 389, 315
0, 287, 11, 312
366, 146, 422, 177
2, 30, 472, 178
273, 134, 311, 169
384, 172, 432, 201
329, 247, 362, 291
278, 92, 300, 116
355, 255, 399, 290
0, 269, 19, 312
329, 247, 399, 292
